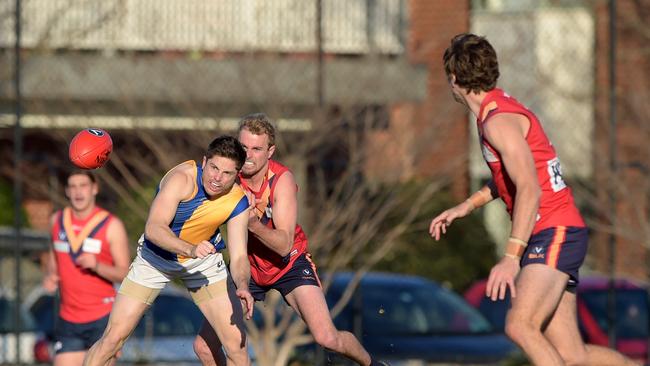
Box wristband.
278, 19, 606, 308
505, 237, 528, 258
466, 189, 491, 211
504, 253, 521, 261
508, 237, 528, 247
505, 242, 526, 258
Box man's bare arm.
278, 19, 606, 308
144, 169, 198, 257
483, 113, 541, 244
226, 209, 251, 292
43, 213, 60, 291
248, 171, 297, 257
95, 217, 131, 282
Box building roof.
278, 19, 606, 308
0, 53, 427, 113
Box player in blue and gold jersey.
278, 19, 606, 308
84, 136, 253, 366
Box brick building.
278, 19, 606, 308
364, 1, 470, 198
0, 0, 472, 232
593, 0, 650, 280
3, 1, 646, 283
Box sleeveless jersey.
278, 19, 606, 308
143, 160, 249, 262
477, 88, 585, 234
240, 160, 309, 286
51, 206, 116, 323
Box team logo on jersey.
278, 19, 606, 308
265, 207, 273, 219
82, 237, 102, 254
53, 241, 69, 253
528, 246, 545, 259
303, 268, 311, 276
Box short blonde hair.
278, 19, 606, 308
238, 113, 276, 147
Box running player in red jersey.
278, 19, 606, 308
44, 170, 130, 366
429, 33, 639, 366
193, 114, 388, 366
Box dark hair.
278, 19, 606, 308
443, 33, 500, 93
205, 135, 246, 170
238, 113, 276, 147
65, 170, 97, 186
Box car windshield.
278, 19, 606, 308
0, 297, 37, 332
580, 289, 649, 338
361, 283, 493, 336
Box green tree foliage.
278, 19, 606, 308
113, 177, 159, 248
373, 181, 498, 292
0, 179, 30, 227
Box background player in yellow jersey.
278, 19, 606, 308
84, 136, 253, 366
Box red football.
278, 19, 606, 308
68, 128, 113, 169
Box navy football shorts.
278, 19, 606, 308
249, 252, 321, 302
520, 226, 588, 290
53, 313, 109, 354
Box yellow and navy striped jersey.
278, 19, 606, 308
144, 160, 248, 262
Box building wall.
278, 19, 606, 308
364, 0, 470, 199
0, 0, 404, 54
593, 0, 650, 280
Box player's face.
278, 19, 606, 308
65, 174, 98, 213
238, 128, 275, 178
201, 156, 239, 197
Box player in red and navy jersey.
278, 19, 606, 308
429, 33, 638, 366
45, 170, 130, 366
194, 114, 388, 366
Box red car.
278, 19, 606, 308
464, 276, 649, 365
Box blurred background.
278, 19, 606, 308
0, 0, 649, 365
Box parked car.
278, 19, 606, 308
316, 272, 519, 365
0, 291, 40, 364
463, 276, 649, 364
575, 276, 648, 363
463, 279, 510, 333
25, 284, 256, 365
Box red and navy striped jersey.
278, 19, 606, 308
477, 88, 585, 234
51, 206, 116, 322
240, 160, 309, 286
